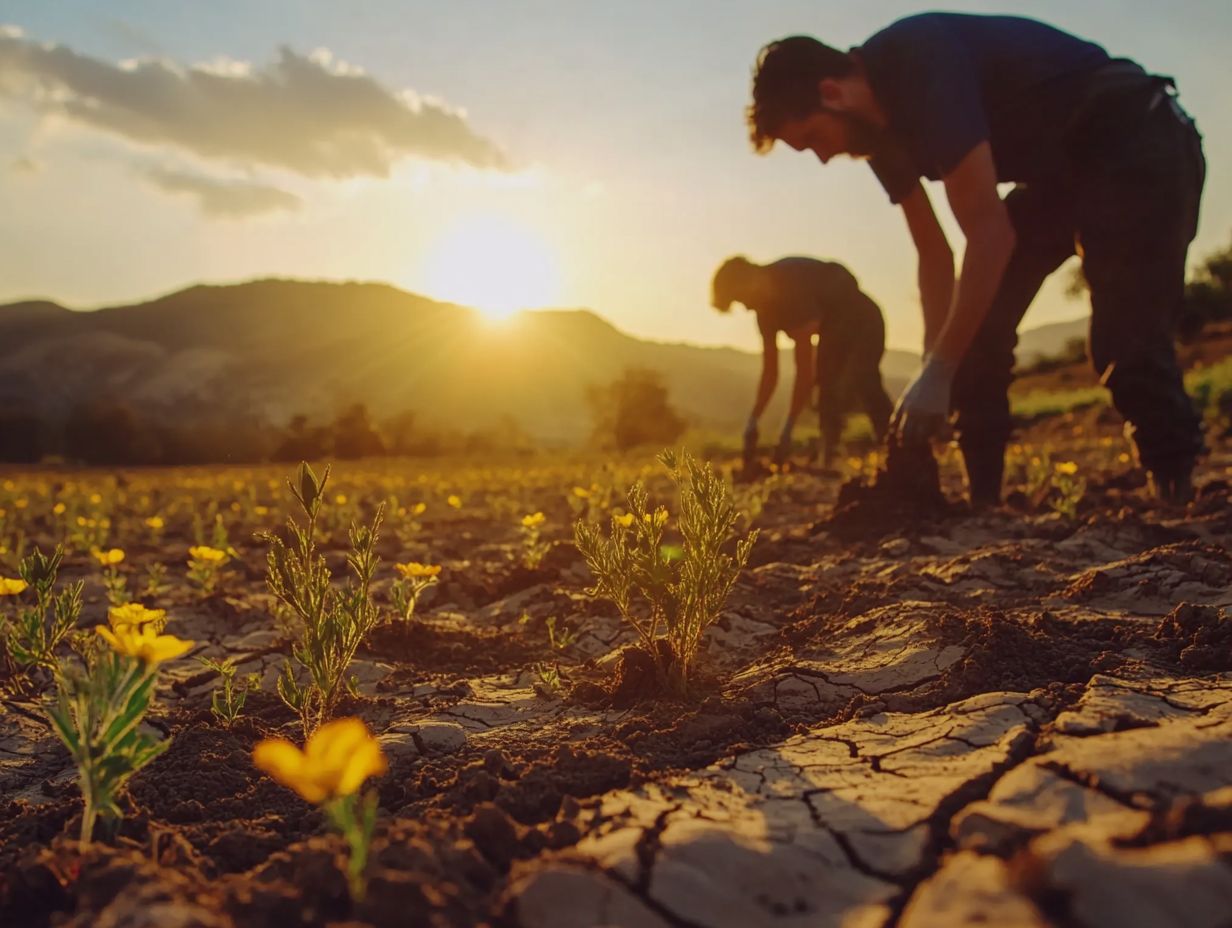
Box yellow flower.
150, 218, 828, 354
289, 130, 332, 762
571, 486, 591, 499
394, 562, 442, 579
92, 547, 125, 566
254, 505, 269, 516
107, 602, 166, 630
446, 494, 462, 509
521, 512, 546, 528
1054, 461, 1079, 476
0, 577, 28, 596
335, 494, 348, 505
411, 502, 427, 516
52, 502, 67, 515
95, 624, 194, 664
252, 717, 387, 804
88, 493, 102, 505
145, 516, 165, 530
614, 513, 635, 528
188, 545, 229, 564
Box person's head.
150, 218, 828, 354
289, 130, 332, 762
747, 36, 882, 162
711, 256, 761, 312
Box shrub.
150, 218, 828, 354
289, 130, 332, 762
574, 450, 756, 696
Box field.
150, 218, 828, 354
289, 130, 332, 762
2, 402, 1232, 928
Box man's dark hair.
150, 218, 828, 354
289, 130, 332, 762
711, 256, 753, 312
748, 36, 854, 153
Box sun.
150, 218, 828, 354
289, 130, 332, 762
420, 213, 561, 320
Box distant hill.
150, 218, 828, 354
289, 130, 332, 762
0, 279, 923, 444
0, 279, 1091, 445
1014, 317, 1088, 364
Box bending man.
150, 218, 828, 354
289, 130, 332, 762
747, 13, 1205, 502
712, 255, 893, 466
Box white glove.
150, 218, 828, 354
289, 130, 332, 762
891, 356, 956, 445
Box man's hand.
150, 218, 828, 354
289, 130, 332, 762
890, 356, 956, 446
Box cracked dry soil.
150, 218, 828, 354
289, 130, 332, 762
2, 425, 1232, 928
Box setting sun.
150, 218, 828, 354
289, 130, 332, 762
420, 213, 561, 320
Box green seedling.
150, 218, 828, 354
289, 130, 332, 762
263, 463, 384, 738
575, 449, 757, 697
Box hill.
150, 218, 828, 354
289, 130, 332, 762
0, 279, 919, 444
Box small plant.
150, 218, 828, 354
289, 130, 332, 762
1049, 460, 1087, 520
532, 661, 563, 697
390, 500, 427, 550
389, 562, 441, 622
263, 463, 384, 737
574, 450, 757, 697
47, 611, 193, 844
187, 545, 230, 597
567, 481, 613, 525
199, 655, 257, 726
545, 615, 578, 651
142, 562, 170, 600
0, 547, 83, 692
143, 515, 166, 545
520, 511, 550, 569
92, 547, 129, 607
253, 717, 386, 902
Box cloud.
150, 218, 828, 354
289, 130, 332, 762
140, 165, 301, 218
0, 29, 507, 177
9, 154, 38, 174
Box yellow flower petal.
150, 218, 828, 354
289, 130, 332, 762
0, 577, 27, 596
188, 545, 228, 563
108, 602, 166, 630
96, 623, 193, 664
253, 739, 327, 804
395, 562, 441, 579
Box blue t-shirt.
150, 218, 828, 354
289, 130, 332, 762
861, 13, 1111, 203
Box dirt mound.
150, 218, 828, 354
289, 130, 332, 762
825, 440, 955, 541
1153, 602, 1232, 671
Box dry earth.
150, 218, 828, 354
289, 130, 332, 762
2, 411, 1231, 927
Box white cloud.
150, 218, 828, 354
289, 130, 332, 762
140, 165, 301, 219
0, 31, 507, 177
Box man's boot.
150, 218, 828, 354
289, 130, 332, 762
1147, 457, 1195, 504
960, 442, 1006, 508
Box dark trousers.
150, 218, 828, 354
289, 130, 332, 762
817, 293, 893, 462
951, 86, 1207, 500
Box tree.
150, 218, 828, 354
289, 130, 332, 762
273, 415, 332, 462
63, 400, 160, 465
332, 403, 386, 460
586, 368, 687, 452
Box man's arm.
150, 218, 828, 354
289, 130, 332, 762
890, 141, 1015, 443
786, 332, 815, 423
932, 141, 1016, 365
771, 331, 814, 463
899, 183, 955, 355
751, 330, 779, 420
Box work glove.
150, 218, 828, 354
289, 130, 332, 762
772, 416, 795, 466
890, 356, 956, 446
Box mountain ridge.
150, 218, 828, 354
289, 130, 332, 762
0, 278, 1087, 443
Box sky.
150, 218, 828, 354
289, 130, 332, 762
1, 1, 1230, 354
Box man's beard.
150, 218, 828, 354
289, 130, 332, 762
839, 110, 889, 159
